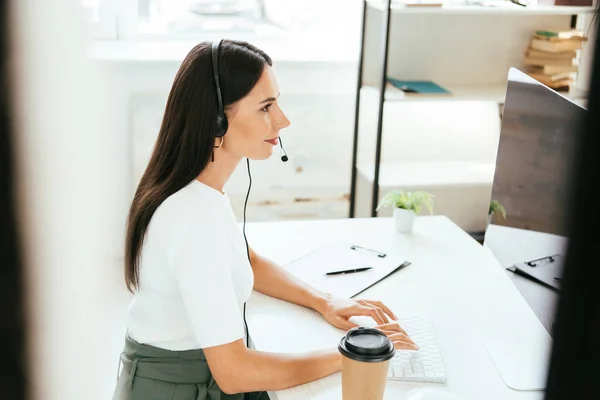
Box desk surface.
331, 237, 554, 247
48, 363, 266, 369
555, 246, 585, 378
244, 216, 550, 400
484, 224, 566, 333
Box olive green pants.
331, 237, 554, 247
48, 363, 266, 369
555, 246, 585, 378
112, 336, 269, 400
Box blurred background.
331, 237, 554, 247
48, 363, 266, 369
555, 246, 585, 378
78, 0, 598, 231
3, 0, 598, 399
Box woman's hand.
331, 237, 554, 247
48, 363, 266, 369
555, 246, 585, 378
376, 322, 419, 351
319, 297, 418, 350
320, 297, 396, 329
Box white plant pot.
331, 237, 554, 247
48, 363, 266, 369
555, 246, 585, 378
394, 208, 417, 233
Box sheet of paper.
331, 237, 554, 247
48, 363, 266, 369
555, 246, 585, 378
283, 242, 408, 299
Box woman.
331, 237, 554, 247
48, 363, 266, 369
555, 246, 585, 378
113, 39, 417, 400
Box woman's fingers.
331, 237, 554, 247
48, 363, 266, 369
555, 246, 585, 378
352, 304, 384, 325
376, 321, 409, 336
378, 328, 418, 349
357, 300, 389, 325
368, 307, 386, 325
346, 304, 383, 325
373, 306, 389, 325
363, 299, 398, 320
387, 333, 419, 350
391, 338, 420, 351
379, 329, 411, 340
383, 331, 418, 349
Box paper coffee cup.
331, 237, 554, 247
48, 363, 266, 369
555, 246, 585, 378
338, 327, 395, 400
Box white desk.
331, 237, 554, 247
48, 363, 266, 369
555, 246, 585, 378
244, 216, 550, 400
484, 224, 566, 334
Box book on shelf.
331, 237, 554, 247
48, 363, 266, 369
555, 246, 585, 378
525, 71, 578, 87
526, 48, 580, 60
527, 64, 578, 75
522, 28, 586, 92
530, 37, 585, 53
537, 79, 573, 91
387, 78, 451, 95
523, 56, 579, 67
534, 28, 586, 41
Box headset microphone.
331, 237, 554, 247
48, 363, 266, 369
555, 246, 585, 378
279, 137, 288, 162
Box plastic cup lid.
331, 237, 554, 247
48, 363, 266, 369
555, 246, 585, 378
338, 327, 395, 363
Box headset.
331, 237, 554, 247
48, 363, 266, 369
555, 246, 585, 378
212, 41, 228, 138
211, 41, 288, 397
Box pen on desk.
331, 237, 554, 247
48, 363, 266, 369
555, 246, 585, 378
325, 267, 373, 276
350, 245, 387, 258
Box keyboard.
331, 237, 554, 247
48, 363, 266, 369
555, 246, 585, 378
388, 315, 446, 383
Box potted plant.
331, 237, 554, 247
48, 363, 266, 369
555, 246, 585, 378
488, 199, 506, 226
376, 190, 434, 233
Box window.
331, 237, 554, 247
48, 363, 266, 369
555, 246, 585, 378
83, 0, 359, 42
81, 0, 100, 24
80, 0, 117, 39
136, 0, 283, 37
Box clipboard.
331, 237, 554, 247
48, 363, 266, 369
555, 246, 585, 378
506, 254, 563, 291
283, 243, 410, 299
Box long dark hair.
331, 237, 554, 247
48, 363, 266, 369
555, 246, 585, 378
125, 40, 272, 292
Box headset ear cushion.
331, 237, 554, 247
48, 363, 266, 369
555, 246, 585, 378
215, 113, 228, 137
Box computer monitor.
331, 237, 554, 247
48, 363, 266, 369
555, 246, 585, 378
480, 67, 588, 390
483, 67, 588, 322
488, 68, 587, 238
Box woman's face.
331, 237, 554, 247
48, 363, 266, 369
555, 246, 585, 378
222, 65, 290, 160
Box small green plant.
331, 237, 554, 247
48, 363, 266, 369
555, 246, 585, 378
376, 190, 434, 215
489, 199, 506, 219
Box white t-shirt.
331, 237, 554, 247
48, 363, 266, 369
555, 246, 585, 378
126, 179, 254, 351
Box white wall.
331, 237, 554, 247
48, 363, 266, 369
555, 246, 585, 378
12, 1, 129, 399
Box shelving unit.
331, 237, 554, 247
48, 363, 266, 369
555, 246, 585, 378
348, 0, 596, 219
367, 1, 595, 15
363, 83, 508, 102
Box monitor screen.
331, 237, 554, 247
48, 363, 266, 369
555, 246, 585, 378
487, 68, 587, 238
